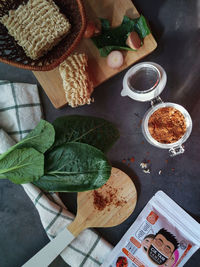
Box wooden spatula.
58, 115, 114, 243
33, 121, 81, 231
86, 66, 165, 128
23, 168, 137, 267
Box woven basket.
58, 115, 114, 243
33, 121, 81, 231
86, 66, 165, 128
0, 0, 86, 71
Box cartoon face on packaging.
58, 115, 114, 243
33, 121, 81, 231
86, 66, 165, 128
148, 244, 169, 264
141, 234, 154, 252
148, 229, 179, 265
102, 191, 200, 267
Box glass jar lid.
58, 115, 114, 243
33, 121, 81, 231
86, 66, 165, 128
121, 62, 167, 102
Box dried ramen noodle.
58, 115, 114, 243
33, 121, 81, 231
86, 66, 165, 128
1, 0, 71, 59
59, 53, 94, 107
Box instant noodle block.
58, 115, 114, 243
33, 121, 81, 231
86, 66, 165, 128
59, 53, 93, 108
1, 0, 71, 59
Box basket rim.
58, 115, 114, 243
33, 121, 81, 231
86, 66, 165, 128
0, 0, 86, 71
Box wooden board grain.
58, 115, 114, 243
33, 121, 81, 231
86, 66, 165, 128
67, 168, 137, 236
33, 0, 157, 108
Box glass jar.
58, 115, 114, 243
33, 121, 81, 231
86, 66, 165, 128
121, 62, 192, 156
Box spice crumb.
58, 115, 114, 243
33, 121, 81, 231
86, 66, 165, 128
93, 185, 127, 211
140, 162, 147, 168
140, 162, 151, 174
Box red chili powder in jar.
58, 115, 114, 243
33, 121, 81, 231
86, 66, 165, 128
148, 107, 187, 144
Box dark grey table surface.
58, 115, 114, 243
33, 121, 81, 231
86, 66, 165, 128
0, 0, 200, 266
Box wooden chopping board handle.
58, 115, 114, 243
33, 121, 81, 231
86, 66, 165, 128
67, 216, 86, 237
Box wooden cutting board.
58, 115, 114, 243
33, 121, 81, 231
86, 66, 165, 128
68, 167, 137, 235
33, 0, 157, 108
22, 167, 137, 266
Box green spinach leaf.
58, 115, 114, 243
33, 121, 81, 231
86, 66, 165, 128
92, 15, 151, 57
135, 15, 151, 39
100, 18, 110, 31
99, 45, 135, 57
22, 119, 55, 153
92, 16, 135, 49
0, 120, 55, 160
52, 115, 119, 153
34, 142, 111, 192
0, 148, 44, 184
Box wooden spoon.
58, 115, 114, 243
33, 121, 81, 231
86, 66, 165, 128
23, 168, 137, 267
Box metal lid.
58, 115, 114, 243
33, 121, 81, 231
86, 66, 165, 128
121, 62, 167, 102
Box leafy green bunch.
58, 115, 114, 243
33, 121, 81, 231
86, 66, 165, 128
92, 15, 151, 57
0, 116, 119, 192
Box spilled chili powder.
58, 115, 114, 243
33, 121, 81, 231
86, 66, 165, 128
93, 184, 127, 211
148, 107, 186, 144
122, 156, 135, 165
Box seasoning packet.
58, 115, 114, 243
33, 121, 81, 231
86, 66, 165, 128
102, 191, 200, 267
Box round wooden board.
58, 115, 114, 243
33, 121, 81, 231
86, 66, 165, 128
68, 168, 137, 236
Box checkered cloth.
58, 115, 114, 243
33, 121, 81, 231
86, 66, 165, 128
0, 81, 112, 267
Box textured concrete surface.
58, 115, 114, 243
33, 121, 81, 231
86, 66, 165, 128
0, 0, 200, 266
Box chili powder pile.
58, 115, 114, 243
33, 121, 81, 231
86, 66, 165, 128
93, 184, 127, 211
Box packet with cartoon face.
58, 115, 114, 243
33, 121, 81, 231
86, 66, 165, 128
102, 191, 200, 267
